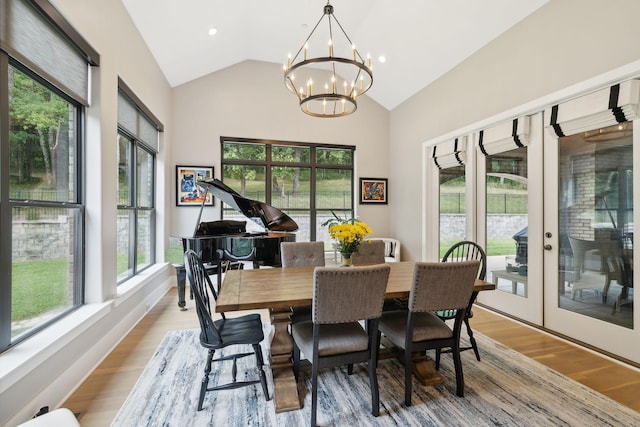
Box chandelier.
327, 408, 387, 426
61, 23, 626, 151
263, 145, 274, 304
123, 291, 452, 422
283, 2, 373, 118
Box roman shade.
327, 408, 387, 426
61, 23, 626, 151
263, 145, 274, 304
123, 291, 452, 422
0, 0, 99, 105
545, 79, 640, 137
431, 136, 467, 170
477, 116, 530, 156
118, 78, 163, 152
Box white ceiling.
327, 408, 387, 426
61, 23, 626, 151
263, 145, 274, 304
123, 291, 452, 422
121, 0, 548, 111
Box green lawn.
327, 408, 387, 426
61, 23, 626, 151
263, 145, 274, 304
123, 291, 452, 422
12, 259, 70, 321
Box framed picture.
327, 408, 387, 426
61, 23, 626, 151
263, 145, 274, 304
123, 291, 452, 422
359, 177, 388, 204
176, 165, 214, 206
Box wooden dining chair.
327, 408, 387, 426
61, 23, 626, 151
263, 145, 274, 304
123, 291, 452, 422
281, 241, 326, 324
184, 249, 270, 411
378, 260, 480, 406
292, 264, 391, 427
436, 240, 486, 366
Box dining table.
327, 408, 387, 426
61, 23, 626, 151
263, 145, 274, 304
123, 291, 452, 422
216, 261, 495, 413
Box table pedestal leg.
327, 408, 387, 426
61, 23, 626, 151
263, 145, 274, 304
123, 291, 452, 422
379, 336, 444, 385
269, 307, 301, 413
411, 353, 444, 385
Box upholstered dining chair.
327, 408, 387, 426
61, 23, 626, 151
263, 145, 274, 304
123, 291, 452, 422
351, 239, 386, 265
435, 241, 486, 366
184, 249, 270, 411
281, 241, 326, 324
292, 264, 391, 427
281, 241, 326, 268
378, 260, 480, 406
366, 237, 401, 262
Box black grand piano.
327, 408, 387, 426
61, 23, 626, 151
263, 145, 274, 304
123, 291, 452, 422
177, 178, 297, 309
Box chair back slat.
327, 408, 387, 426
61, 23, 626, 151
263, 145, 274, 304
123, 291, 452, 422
442, 240, 487, 280
409, 260, 480, 313
184, 250, 223, 343
312, 264, 391, 324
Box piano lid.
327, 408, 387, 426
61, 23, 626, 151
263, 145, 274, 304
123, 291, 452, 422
197, 178, 298, 232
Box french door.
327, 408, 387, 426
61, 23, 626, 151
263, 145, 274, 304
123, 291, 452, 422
432, 80, 639, 362
543, 119, 638, 363
474, 113, 544, 325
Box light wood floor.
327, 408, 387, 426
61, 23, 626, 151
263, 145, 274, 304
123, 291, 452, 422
63, 287, 640, 426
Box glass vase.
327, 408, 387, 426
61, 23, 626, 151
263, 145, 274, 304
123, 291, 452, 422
341, 256, 353, 267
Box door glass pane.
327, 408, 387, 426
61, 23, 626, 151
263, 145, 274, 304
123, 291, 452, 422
439, 165, 466, 256
558, 122, 633, 329
485, 147, 529, 298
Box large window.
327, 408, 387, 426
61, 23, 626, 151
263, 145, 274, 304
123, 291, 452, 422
116, 83, 161, 283
0, 0, 98, 352
221, 138, 355, 245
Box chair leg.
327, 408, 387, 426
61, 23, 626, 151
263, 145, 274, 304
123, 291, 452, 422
368, 352, 380, 417
253, 344, 270, 400
464, 317, 481, 361
435, 348, 441, 369
311, 363, 319, 427
404, 348, 413, 406
347, 363, 354, 375
198, 349, 215, 411
452, 345, 465, 397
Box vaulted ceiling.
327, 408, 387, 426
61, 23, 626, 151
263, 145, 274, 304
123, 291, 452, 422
122, 0, 548, 110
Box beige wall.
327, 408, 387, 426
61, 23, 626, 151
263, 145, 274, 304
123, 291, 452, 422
390, 0, 640, 261
170, 60, 390, 238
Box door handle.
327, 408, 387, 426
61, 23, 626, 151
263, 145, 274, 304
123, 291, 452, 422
544, 244, 552, 250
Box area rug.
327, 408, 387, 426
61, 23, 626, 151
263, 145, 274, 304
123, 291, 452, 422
111, 326, 640, 426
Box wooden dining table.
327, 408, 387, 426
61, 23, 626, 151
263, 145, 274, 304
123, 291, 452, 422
216, 261, 495, 413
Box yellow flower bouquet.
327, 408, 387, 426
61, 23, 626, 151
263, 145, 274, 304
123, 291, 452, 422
322, 212, 372, 260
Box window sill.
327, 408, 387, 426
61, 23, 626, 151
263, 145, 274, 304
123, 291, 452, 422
0, 263, 169, 395
0, 301, 111, 395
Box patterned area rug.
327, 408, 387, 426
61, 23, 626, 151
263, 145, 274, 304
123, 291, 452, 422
111, 327, 640, 426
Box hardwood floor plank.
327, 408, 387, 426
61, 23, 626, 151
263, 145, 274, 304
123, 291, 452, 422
471, 307, 640, 412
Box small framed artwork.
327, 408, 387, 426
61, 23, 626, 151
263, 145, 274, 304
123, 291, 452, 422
359, 177, 388, 204
176, 165, 214, 206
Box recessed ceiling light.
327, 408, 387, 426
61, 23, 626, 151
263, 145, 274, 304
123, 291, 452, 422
378, 55, 386, 63
208, 27, 217, 36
